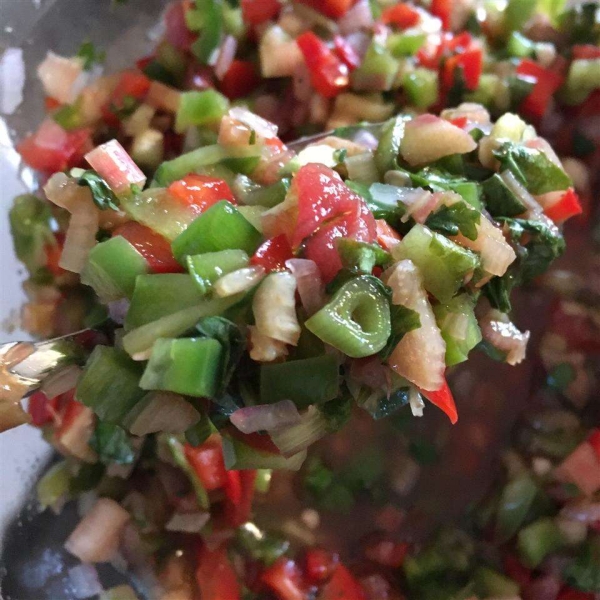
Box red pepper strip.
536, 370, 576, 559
196, 544, 241, 600
296, 31, 349, 98
543, 188, 583, 223
250, 235, 294, 272
184, 437, 228, 491
55, 394, 86, 438
430, 0, 452, 29
261, 558, 306, 600
516, 59, 565, 120
113, 222, 184, 274
443, 47, 483, 91
28, 391, 56, 427
380, 3, 421, 29
418, 378, 458, 424
572, 44, 600, 60
241, 0, 281, 25
297, 0, 355, 19
225, 470, 257, 527
375, 219, 402, 251
319, 565, 366, 600
503, 554, 532, 589
220, 60, 261, 100
450, 116, 468, 128
304, 548, 339, 584
588, 429, 600, 461
364, 539, 410, 568
333, 35, 361, 71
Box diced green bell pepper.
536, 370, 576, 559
403, 68, 439, 109
351, 42, 399, 92
153, 145, 229, 187
375, 116, 405, 175
186, 249, 249, 295
140, 337, 223, 397
388, 32, 427, 57
81, 236, 149, 303
244, 179, 290, 208
482, 173, 528, 217
395, 224, 479, 302
473, 567, 520, 598
175, 90, 229, 133
171, 200, 262, 263
260, 355, 340, 409
518, 517, 565, 567
562, 59, 600, 105
495, 474, 539, 542
507, 31, 535, 57
125, 273, 205, 330
76, 346, 145, 424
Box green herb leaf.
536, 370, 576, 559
546, 362, 576, 392
426, 202, 481, 241
90, 422, 136, 465
563, 538, 600, 592
76, 41, 105, 71
337, 239, 392, 273
77, 170, 120, 211
482, 274, 514, 313
235, 524, 290, 567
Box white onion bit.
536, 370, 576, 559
231, 400, 302, 434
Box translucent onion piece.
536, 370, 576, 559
270, 405, 328, 457
65, 498, 130, 563
338, 0, 373, 34
215, 35, 238, 81
249, 326, 289, 362
260, 26, 304, 78
37, 52, 84, 104
479, 309, 530, 365
41, 365, 82, 400
128, 392, 200, 436
500, 170, 543, 216
165, 511, 211, 533
231, 399, 301, 434
214, 265, 265, 297
285, 258, 325, 316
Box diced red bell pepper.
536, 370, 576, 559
381, 3, 421, 29
430, 0, 452, 29
28, 391, 56, 427
261, 558, 306, 600
516, 59, 565, 120
220, 60, 261, 100
333, 35, 361, 71
17, 123, 92, 175
224, 469, 257, 527
543, 188, 583, 223
167, 174, 236, 216
296, 31, 349, 99
113, 222, 184, 274
184, 437, 228, 492
557, 589, 596, 600
102, 70, 152, 126
304, 548, 339, 584
375, 219, 401, 251
447, 32, 472, 52
418, 378, 458, 424
443, 47, 483, 91
450, 116, 468, 128
363, 539, 410, 568
241, 0, 282, 25
44, 96, 61, 112
196, 544, 241, 600
588, 429, 600, 461
572, 45, 600, 60
503, 554, 532, 589
250, 235, 294, 272
297, 0, 355, 18
304, 202, 377, 282
55, 394, 87, 439
319, 565, 366, 600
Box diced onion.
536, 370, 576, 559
338, 0, 373, 34
440, 102, 491, 126
65, 498, 130, 563
384, 260, 446, 391
260, 26, 304, 78
253, 272, 301, 345
231, 400, 302, 434
165, 511, 210, 533
215, 35, 238, 81
270, 405, 328, 457
37, 52, 84, 104
228, 106, 279, 139
214, 266, 265, 297
122, 104, 156, 137
249, 327, 289, 362
145, 81, 181, 114
285, 259, 325, 316
345, 152, 379, 184
41, 365, 82, 400
128, 392, 200, 436
85, 139, 146, 197
67, 564, 103, 599
409, 386, 425, 418
500, 170, 543, 216
479, 309, 530, 365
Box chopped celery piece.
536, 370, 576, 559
222, 434, 307, 471
403, 68, 439, 109
186, 249, 249, 295
495, 474, 538, 542
190, 0, 222, 64
140, 337, 223, 397
175, 90, 229, 133
473, 567, 520, 598
375, 116, 405, 174
395, 225, 479, 302
122, 295, 240, 358
152, 145, 229, 187
562, 59, 600, 105
81, 236, 149, 303
507, 31, 535, 57
125, 273, 204, 330
244, 179, 290, 208
164, 434, 209, 509
518, 518, 565, 567
388, 32, 426, 57
351, 42, 399, 92
76, 346, 145, 424
482, 173, 527, 217
306, 276, 392, 358
260, 355, 339, 409
171, 201, 262, 263
433, 294, 481, 366
37, 460, 71, 511
450, 181, 482, 210
337, 239, 391, 273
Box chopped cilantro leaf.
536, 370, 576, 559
77, 170, 120, 211
90, 422, 136, 465
76, 41, 105, 71
426, 202, 481, 241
